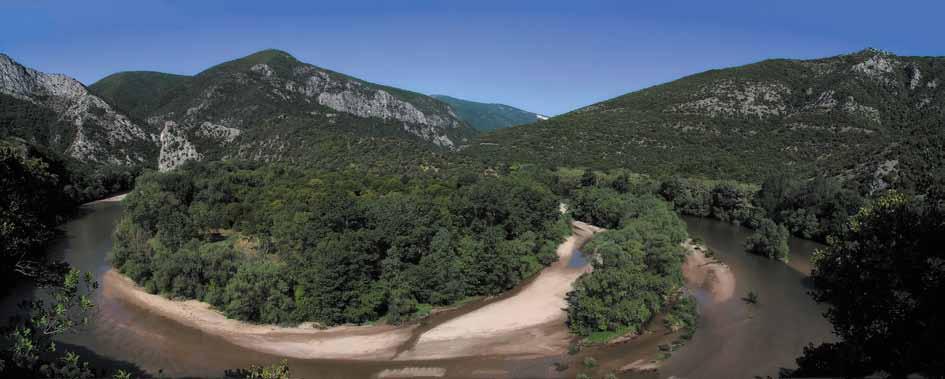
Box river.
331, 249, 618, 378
4, 201, 834, 378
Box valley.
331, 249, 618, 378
3, 39, 944, 379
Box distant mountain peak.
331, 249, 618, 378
431, 95, 543, 132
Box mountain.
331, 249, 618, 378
467, 48, 945, 193
88, 71, 191, 121
431, 95, 545, 131
89, 49, 476, 171
0, 54, 157, 165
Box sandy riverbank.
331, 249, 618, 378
85, 192, 128, 205
681, 239, 735, 302
101, 221, 604, 361
102, 270, 416, 360
396, 221, 603, 359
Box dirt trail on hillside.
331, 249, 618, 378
102, 221, 603, 360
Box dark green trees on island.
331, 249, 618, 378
111, 162, 568, 325
566, 188, 689, 340
744, 219, 790, 261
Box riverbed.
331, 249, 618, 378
5, 201, 834, 378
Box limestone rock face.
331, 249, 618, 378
0, 54, 157, 164
297, 68, 463, 131
158, 121, 202, 171
101, 50, 475, 170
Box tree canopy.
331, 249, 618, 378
566, 187, 689, 340
790, 191, 945, 377
112, 162, 569, 325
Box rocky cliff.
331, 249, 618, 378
91, 49, 475, 171
0, 54, 157, 165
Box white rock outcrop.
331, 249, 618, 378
158, 122, 202, 171
0, 53, 156, 164
671, 80, 791, 118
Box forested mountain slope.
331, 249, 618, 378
467, 49, 945, 193
90, 49, 477, 171
432, 95, 545, 131
1, 54, 157, 165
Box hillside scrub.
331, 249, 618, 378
111, 161, 569, 325
465, 50, 945, 195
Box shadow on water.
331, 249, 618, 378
54, 342, 152, 379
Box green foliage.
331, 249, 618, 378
432, 95, 541, 132
1, 138, 137, 290
656, 174, 864, 246
112, 161, 567, 325
38, 351, 95, 379
566, 192, 688, 338
757, 175, 863, 241
663, 294, 697, 336
745, 219, 790, 261
225, 359, 293, 379
791, 191, 945, 377
0, 270, 104, 379
88, 71, 191, 120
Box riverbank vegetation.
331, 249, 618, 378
565, 185, 690, 340
744, 219, 790, 261
655, 174, 863, 260
111, 161, 568, 325
1, 138, 138, 290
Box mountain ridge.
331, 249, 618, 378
85, 49, 478, 170
466, 48, 945, 192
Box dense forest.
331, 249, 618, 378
111, 162, 568, 325
655, 174, 863, 260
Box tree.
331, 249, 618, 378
792, 192, 945, 377
225, 360, 293, 379
744, 219, 789, 261
0, 270, 102, 379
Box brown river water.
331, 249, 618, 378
2, 201, 834, 378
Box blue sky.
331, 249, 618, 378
3, 0, 944, 115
